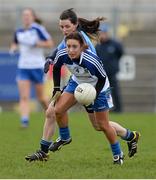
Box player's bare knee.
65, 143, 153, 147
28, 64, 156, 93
46, 106, 55, 119
55, 110, 62, 119
94, 126, 102, 131
54, 107, 64, 119
92, 124, 102, 131
97, 123, 108, 132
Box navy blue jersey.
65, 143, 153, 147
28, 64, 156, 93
53, 48, 110, 92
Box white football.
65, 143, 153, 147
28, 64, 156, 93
74, 83, 96, 105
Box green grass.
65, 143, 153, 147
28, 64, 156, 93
0, 111, 156, 179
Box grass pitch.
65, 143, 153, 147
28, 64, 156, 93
0, 111, 156, 179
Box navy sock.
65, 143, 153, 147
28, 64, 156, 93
122, 129, 134, 141
111, 141, 122, 156
59, 127, 70, 140
40, 139, 52, 153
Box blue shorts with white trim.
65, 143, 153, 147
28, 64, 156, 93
64, 78, 114, 112
16, 68, 44, 84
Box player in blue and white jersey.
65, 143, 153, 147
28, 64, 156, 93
45, 9, 139, 153
25, 10, 140, 163
10, 8, 54, 127
26, 32, 124, 164
51, 32, 124, 164
25, 32, 140, 164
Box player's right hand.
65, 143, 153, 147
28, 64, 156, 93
52, 87, 61, 98
50, 87, 61, 106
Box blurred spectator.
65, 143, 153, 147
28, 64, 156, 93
96, 23, 123, 113
10, 8, 54, 127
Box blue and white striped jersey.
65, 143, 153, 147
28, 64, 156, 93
53, 48, 110, 92
14, 22, 52, 69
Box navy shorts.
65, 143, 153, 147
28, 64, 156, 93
64, 78, 114, 112
16, 68, 44, 84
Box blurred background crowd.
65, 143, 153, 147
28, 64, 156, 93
0, 0, 156, 113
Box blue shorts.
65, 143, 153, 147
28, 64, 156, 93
16, 68, 44, 84
64, 78, 114, 112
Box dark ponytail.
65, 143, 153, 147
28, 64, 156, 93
59, 8, 106, 34
34, 17, 42, 25
78, 17, 106, 34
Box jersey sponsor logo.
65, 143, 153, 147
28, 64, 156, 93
66, 64, 91, 77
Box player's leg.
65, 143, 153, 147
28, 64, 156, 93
86, 112, 102, 131
94, 110, 124, 165
49, 92, 76, 151
88, 113, 138, 142
87, 112, 140, 157
35, 83, 49, 110
49, 78, 77, 152
25, 103, 56, 162
91, 89, 123, 165
33, 69, 49, 110
17, 79, 31, 128
42, 104, 56, 141
110, 121, 140, 157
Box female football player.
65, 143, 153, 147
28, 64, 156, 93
26, 32, 140, 164
25, 9, 140, 163
10, 8, 54, 127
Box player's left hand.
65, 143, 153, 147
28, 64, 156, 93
44, 58, 52, 73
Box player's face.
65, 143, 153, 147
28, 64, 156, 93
22, 10, 34, 27
66, 39, 83, 59
59, 19, 78, 36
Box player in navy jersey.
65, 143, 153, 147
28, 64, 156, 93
10, 8, 54, 127
25, 32, 140, 164
45, 9, 140, 156
25, 9, 140, 163
51, 32, 123, 164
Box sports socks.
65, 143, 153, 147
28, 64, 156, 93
59, 127, 70, 140
111, 141, 122, 156
40, 139, 52, 153
121, 129, 135, 141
